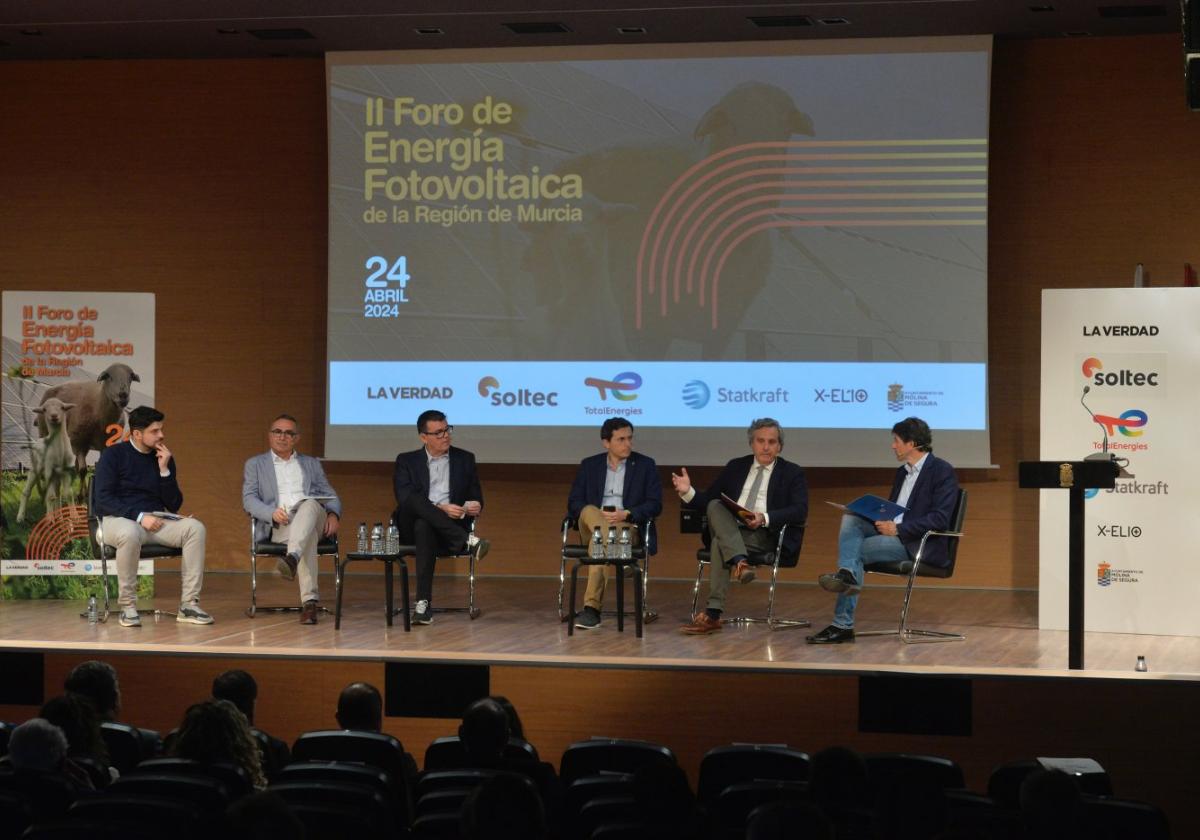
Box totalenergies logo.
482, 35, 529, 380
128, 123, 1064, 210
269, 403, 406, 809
1093, 409, 1148, 437
584, 371, 642, 401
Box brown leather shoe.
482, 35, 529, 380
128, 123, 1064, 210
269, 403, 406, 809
681, 612, 723, 635
732, 559, 756, 584
300, 600, 318, 625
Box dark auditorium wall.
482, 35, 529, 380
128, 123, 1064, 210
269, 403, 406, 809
2, 35, 1197, 587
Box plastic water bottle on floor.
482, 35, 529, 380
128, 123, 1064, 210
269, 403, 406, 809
87, 595, 98, 625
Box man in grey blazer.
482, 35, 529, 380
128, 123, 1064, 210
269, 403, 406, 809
242, 414, 342, 624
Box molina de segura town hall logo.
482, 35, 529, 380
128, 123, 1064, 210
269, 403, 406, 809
887, 383, 943, 413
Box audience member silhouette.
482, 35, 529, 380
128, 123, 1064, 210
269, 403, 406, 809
632, 762, 703, 839
1, 717, 92, 820
335, 681, 383, 731
65, 658, 160, 760
809, 746, 874, 839
172, 698, 267, 789
490, 694, 525, 742
39, 693, 112, 787
212, 669, 290, 777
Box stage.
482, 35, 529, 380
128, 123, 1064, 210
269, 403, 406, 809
1, 572, 1197, 680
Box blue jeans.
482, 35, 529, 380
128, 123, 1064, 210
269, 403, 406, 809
833, 514, 908, 629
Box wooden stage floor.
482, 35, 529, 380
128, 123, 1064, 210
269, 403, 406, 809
2, 572, 1197, 682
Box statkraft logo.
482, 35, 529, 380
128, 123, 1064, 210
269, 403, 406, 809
682, 380, 711, 409
1084, 477, 1168, 500
477, 376, 558, 407
584, 371, 642, 401
1079, 355, 1162, 388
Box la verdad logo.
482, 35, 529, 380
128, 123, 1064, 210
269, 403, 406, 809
477, 376, 558, 407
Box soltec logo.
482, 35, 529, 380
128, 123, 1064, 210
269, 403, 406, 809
682, 380, 710, 409
477, 376, 559, 407
584, 371, 642, 401
1080, 356, 1160, 388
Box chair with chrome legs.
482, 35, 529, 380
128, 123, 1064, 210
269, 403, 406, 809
857, 488, 967, 643
559, 517, 656, 631
246, 514, 340, 618
684, 509, 809, 630
85, 481, 181, 621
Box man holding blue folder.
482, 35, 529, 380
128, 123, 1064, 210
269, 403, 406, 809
807, 417, 960, 644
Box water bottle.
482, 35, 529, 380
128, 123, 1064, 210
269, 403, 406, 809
386, 523, 399, 555
357, 522, 368, 553
606, 526, 618, 559
590, 525, 604, 559
1135, 655, 1148, 672
87, 595, 98, 625
618, 529, 632, 561
370, 522, 384, 554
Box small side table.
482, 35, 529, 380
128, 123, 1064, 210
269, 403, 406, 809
337, 550, 413, 631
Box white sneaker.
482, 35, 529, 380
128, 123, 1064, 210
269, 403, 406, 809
119, 606, 141, 628
413, 600, 433, 625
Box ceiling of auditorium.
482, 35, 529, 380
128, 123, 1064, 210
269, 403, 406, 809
0, 1, 1181, 60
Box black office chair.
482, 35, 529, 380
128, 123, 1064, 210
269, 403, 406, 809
558, 516, 657, 625
246, 514, 340, 618
857, 488, 968, 643
684, 510, 809, 629
85, 481, 181, 620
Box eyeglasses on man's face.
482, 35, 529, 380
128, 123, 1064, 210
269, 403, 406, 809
269, 429, 298, 438
422, 425, 454, 439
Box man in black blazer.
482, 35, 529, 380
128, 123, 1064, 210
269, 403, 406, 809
807, 416, 961, 644
672, 418, 808, 635
566, 418, 663, 630
392, 410, 488, 625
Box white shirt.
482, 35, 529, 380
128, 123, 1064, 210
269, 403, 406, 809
272, 451, 304, 511
894, 452, 928, 523
426, 448, 450, 505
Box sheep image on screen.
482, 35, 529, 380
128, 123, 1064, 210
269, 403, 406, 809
16, 397, 78, 524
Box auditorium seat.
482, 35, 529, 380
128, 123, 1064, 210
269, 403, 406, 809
559, 738, 676, 786
269, 779, 397, 838
564, 773, 635, 824
714, 780, 809, 837
577, 795, 640, 840
865, 752, 966, 799
423, 734, 538, 770
100, 722, 159, 775
1081, 794, 1170, 840
411, 810, 461, 839
69, 794, 204, 833
276, 760, 395, 807
290, 730, 415, 820
109, 773, 230, 820
696, 743, 811, 809
134, 757, 253, 801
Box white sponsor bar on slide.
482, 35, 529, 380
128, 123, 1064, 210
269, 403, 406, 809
330, 361, 986, 429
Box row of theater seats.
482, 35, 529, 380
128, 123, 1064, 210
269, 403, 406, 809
0, 723, 1173, 840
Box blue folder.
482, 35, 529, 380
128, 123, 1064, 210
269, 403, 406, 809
838, 494, 906, 521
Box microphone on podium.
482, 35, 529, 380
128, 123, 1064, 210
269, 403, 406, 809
1079, 385, 1113, 462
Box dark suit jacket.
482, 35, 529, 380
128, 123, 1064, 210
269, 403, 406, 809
567, 451, 663, 555
683, 454, 808, 563
392, 445, 483, 534
888, 452, 960, 568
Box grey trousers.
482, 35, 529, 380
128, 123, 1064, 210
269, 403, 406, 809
102, 514, 206, 608
703, 499, 774, 612
271, 498, 326, 604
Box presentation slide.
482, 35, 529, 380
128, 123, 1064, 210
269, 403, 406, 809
325, 38, 992, 467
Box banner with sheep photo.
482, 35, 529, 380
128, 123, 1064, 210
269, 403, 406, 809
1, 291, 155, 600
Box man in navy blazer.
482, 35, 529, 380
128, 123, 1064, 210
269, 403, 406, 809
672, 418, 808, 635
392, 410, 488, 625
243, 414, 342, 624
807, 416, 960, 644
566, 418, 663, 630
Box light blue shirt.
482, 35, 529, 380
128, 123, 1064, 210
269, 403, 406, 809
427, 449, 450, 505
602, 458, 626, 509
894, 452, 928, 523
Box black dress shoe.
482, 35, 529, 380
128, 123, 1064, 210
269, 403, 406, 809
806, 624, 855, 644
